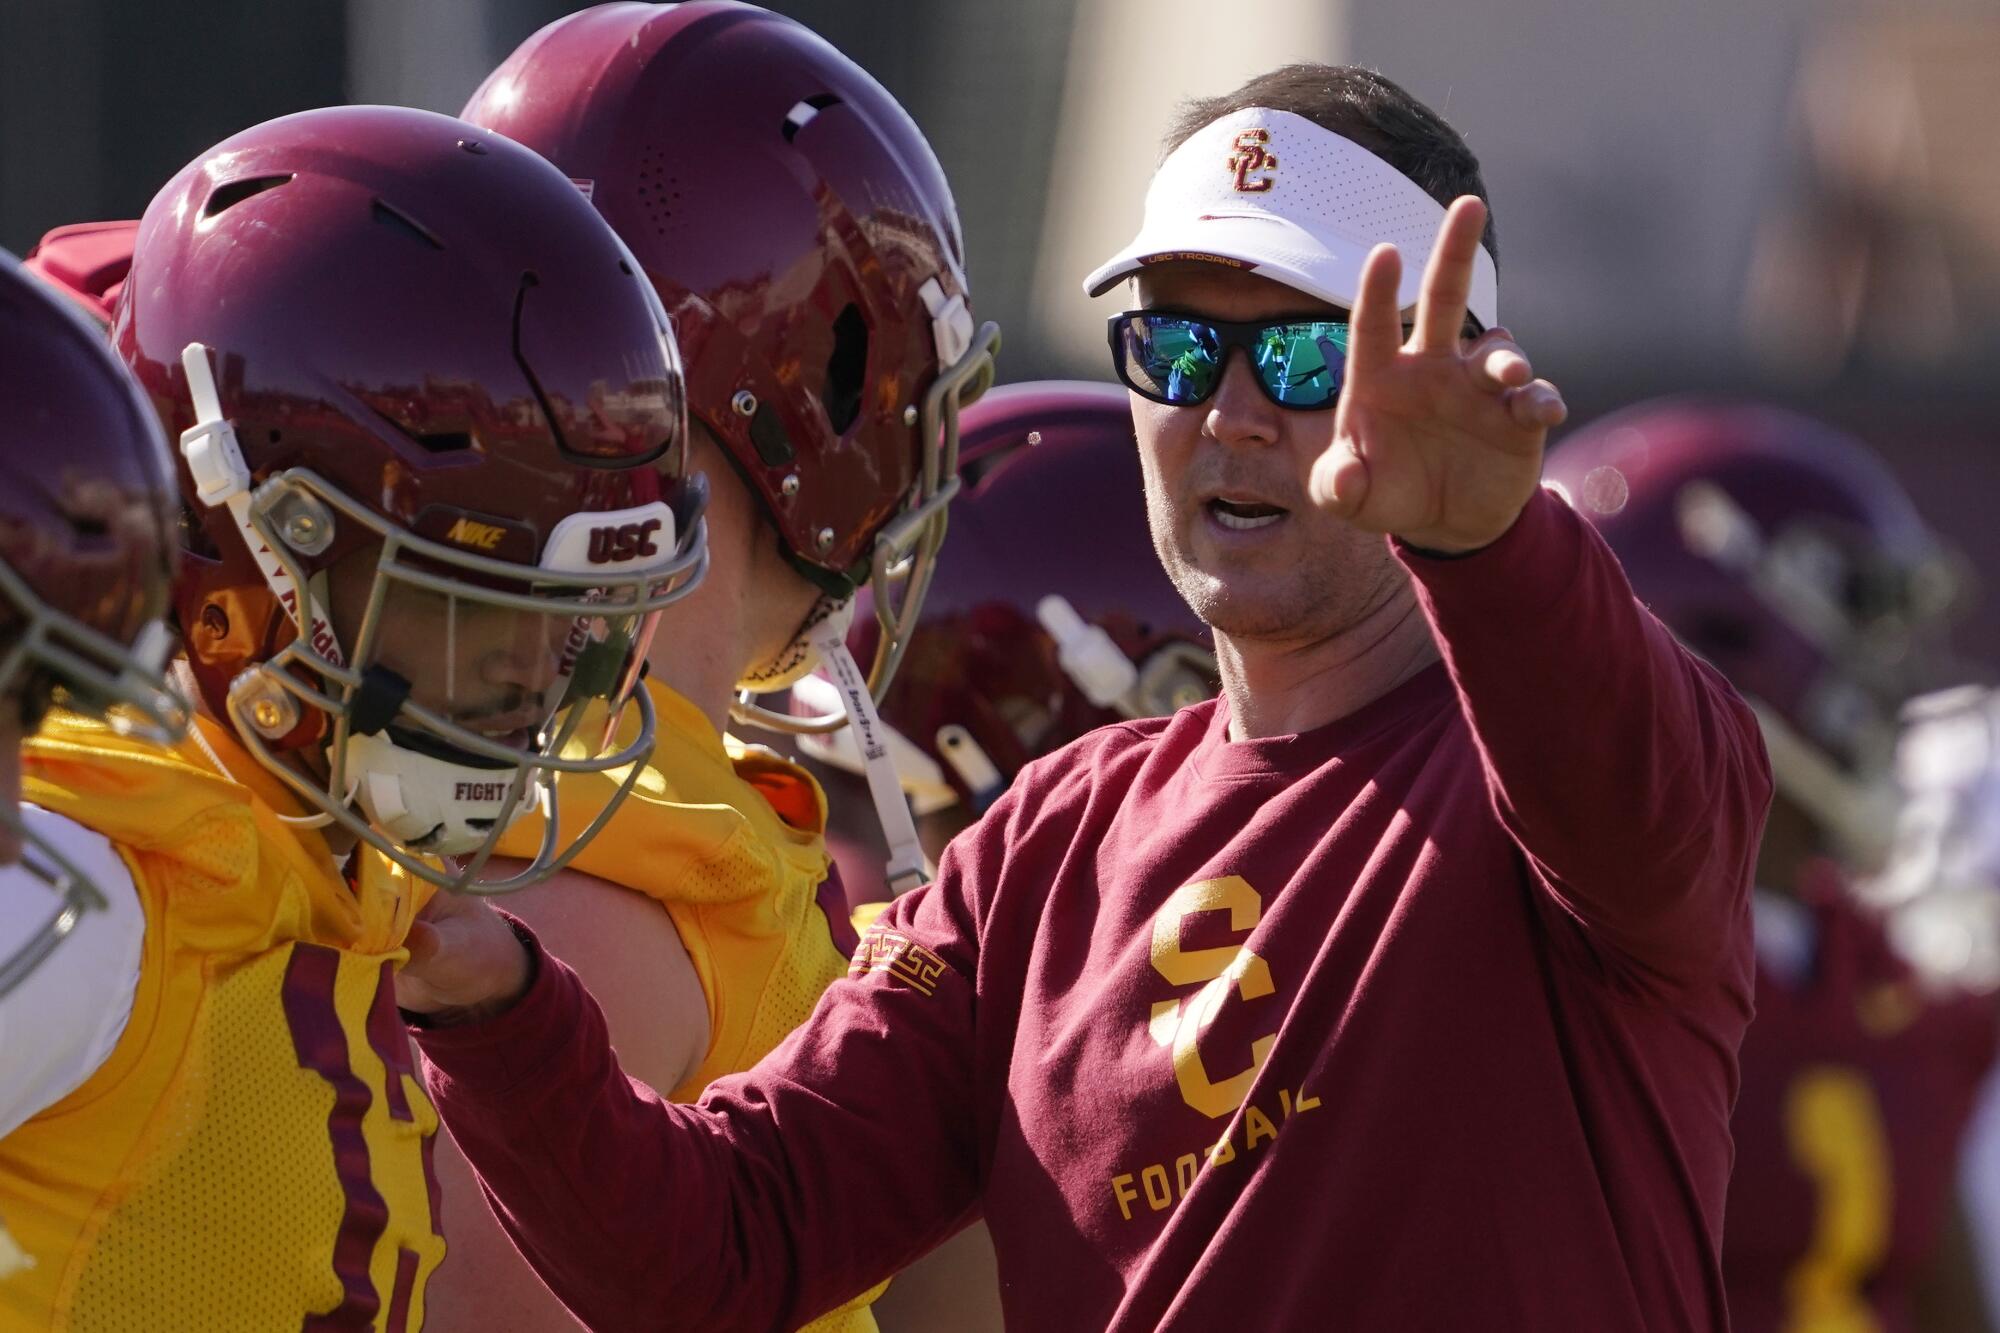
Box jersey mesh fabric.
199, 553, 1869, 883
0, 713, 442, 1332
494, 679, 880, 1330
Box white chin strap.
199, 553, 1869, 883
343, 730, 543, 856
809, 621, 929, 894
793, 672, 958, 817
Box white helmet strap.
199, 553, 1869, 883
178, 342, 345, 670
810, 622, 928, 894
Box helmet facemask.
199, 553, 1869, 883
177, 322, 704, 893
1674, 478, 1964, 870
222, 467, 705, 893
0, 560, 186, 997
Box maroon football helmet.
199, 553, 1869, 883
1544, 399, 1961, 865
797, 380, 1216, 819
0, 248, 182, 995
462, 1, 999, 730
114, 104, 707, 892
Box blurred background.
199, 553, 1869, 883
3, 0, 1995, 666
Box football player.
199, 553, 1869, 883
0, 249, 182, 1278
418, 6, 996, 1331
795, 379, 1218, 905
1546, 400, 1997, 1333
0, 104, 703, 1327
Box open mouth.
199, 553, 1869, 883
482, 726, 539, 752
1206, 496, 1288, 532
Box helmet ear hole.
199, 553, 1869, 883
823, 303, 868, 436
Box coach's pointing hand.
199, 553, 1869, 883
1309, 196, 1565, 554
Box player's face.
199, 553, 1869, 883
1129, 264, 1407, 644
326, 550, 570, 753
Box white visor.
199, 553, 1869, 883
1083, 107, 1498, 331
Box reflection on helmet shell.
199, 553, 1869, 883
114, 104, 708, 892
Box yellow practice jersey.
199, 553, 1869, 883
497, 679, 882, 1331
0, 713, 443, 1332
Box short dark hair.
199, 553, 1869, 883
1165, 64, 1498, 265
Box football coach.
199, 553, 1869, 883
400, 63, 1771, 1332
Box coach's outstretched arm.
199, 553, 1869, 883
399, 830, 1003, 1331
1319, 197, 1773, 985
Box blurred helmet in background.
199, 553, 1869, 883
1544, 398, 1965, 867
796, 380, 1216, 815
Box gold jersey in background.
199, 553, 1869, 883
497, 678, 882, 1330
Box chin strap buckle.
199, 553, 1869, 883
1037, 594, 1139, 710
178, 343, 250, 507
918, 277, 974, 369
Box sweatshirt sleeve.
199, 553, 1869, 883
1398, 485, 1773, 988
412, 851, 989, 1333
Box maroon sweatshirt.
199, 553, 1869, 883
415, 489, 1771, 1331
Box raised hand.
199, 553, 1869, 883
1309, 196, 1566, 554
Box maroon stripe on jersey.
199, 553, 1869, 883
385, 1248, 419, 1333
284, 943, 389, 1329
816, 863, 861, 957
365, 959, 415, 1122
420, 1126, 444, 1239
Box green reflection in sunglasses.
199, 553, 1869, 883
1254, 322, 1349, 404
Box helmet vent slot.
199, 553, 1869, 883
782, 93, 844, 143
823, 303, 868, 435
371, 200, 443, 250
204, 174, 293, 217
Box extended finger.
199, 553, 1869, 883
1411, 197, 1488, 354
1469, 337, 1534, 394
1504, 379, 1568, 430
1345, 242, 1406, 381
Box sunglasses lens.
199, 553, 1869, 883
1254, 321, 1349, 407
1120, 315, 1221, 404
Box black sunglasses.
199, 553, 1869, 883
1108, 310, 1354, 411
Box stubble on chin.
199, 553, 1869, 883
1158, 519, 1407, 645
